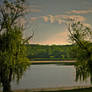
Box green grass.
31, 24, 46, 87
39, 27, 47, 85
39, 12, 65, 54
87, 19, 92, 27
40, 88, 92, 92
14, 87, 92, 92
43, 87, 92, 92
1, 87, 92, 92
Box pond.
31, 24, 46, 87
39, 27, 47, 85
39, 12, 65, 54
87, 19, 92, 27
11, 63, 91, 90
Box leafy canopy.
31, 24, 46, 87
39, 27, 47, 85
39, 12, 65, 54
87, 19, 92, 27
0, 0, 31, 91
68, 20, 92, 82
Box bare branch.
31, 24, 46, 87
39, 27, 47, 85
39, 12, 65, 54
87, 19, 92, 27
23, 32, 34, 44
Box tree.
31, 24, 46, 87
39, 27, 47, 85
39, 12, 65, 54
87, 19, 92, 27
67, 20, 92, 82
0, 0, 31, 92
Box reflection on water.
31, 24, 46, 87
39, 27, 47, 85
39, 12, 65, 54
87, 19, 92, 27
11, 64, 91, 90
75, 60, 92, 83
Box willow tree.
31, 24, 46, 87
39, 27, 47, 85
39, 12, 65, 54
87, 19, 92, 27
68, 20, 92, 82
0, 0, 31, 92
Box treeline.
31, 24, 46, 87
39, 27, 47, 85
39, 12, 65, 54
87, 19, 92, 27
26, 44, 76, 61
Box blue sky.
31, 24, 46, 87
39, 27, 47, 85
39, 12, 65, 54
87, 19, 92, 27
1, 0, 92, 45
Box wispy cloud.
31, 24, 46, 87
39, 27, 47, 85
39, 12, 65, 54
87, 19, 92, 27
42, 16, 49, 22
67, 9, 92, 14
62, 15, 86, 21
31, 17, 39, 21
24, 5, 41, 13
24, 8, 41, 13
30, 14, 86, 24
49, 15, 55, 23
57, 19, 63, 24
83, 23, 92, 28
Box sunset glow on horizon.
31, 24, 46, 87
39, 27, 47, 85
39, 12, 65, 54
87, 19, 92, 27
23, 0, 92, 45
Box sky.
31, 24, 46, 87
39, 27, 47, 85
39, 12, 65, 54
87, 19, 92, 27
1, 0, 92, 45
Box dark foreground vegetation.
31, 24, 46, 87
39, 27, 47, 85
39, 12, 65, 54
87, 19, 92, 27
40, 87, 92, 92
0, 0, 31, 92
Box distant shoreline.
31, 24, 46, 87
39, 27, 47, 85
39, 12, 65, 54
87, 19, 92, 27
30, 58, 75, 61
31, 60, 76, 65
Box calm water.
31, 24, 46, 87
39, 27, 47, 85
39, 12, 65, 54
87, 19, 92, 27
11, 64, 91, 90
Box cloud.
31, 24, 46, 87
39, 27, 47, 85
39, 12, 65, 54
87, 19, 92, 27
83, 23, 92, 28
55, 14, 85, 21
62, 15, 86, 21
51, 15, 85, 23
30, 14, 86, 24
42, 16, 49, 22
67, 9, 92, 14
31, 17, 39, 21
24, 5, 41, 13
57, 19, 63, 24
49, 15, 55, 23
24, 9, 41, 13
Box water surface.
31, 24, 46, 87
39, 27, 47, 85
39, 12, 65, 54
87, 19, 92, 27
12, 64, 91, 90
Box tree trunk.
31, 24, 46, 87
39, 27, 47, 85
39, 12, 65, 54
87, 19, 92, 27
2, 81, 12, 92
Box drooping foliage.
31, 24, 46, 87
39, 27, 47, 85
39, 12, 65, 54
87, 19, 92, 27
0, 0, 31, 92
68, 20, 92, 82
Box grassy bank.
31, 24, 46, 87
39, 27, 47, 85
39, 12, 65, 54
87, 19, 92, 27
1, 87, 92, 92
55, 88, 92, 92
14, 86, 92, 92
31, 60, 75, 65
